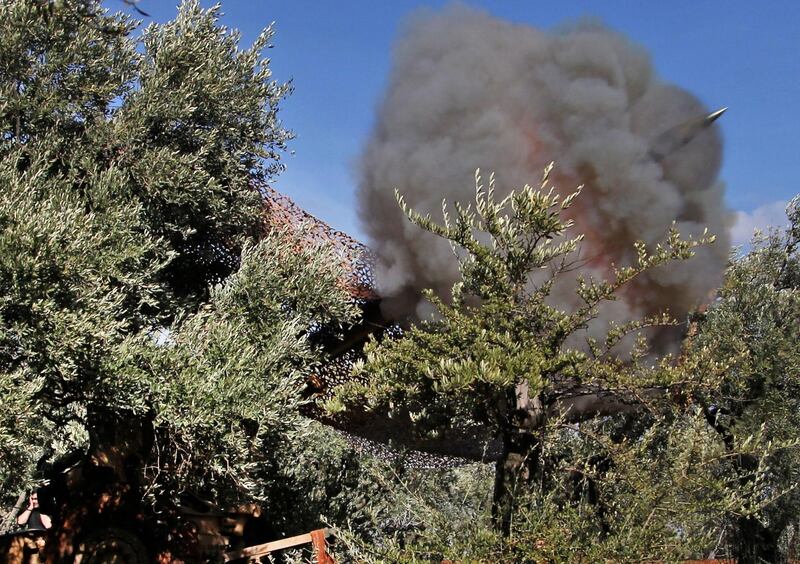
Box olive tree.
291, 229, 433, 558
330, 169, 798, 560
0, 0, 356, 550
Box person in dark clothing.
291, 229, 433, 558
7, 491, 52, 563
6, 492, 53, 564
16, 492, 52, 531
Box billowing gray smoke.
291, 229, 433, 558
358, 5, 731, 347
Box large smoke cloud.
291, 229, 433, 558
358, 5, 731, 348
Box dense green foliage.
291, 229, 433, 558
332, 174, 800, 561
685, 196, 800, 561
0, 0, 358, 530
332, 167, 708, 436
129, 233, 359, 504
1, 1, 798, 561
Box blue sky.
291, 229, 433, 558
133, 0, 799, 243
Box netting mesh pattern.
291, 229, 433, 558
259, 185, 477, 467
260, 184, 377, 301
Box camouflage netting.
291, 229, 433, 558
260, 184, 377, 302
260, 185, 484, 468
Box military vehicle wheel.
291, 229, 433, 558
73, 527, 148, 564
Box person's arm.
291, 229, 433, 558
17, 507, 30, 526
39, 513, 52, 530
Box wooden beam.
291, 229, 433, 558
224, 529, 331, 562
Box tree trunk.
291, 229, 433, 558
491, 428, 538, 535
0, 492, 26, 534
735, 515, 781, 564
491, 387, 543, 535
40, 410, 155, 561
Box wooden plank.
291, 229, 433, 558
224, 529, 332, 561
311, 529, 335, 564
